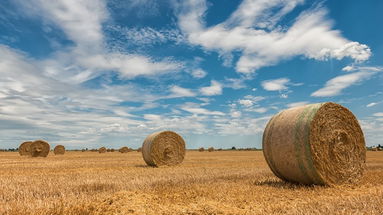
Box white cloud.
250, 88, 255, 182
181, 106, 225, 116
373, 113, 383, 117
251, 107, 268, 113
287, 101, 309, 108
311, 71, 375, 97
261, 78, 290, 91
191, 68, 207, 78
367, 102, 378, 108
230, 111, 242, 118
199, 80, 223, 96
176, 0, 371, 74
169, 85, 196, 97
342, 65, 355, 72
239, 99, 253, 107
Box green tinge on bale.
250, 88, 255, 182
262, 102, 366, 185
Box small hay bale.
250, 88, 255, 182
82, 149, 86, 152
30, 140, 50, 157
198, 147, 204, 152
53, 145, 65, 155
99, 147, 107, 153
19, 141, 32, 156
119, 147, 129, 153
372, 147, 378, 151
263, 102, 366, 185
208, 147, 214, 152
137, 147, 142, 152
142, 131, 186, 167
107, 149, 111, 152
111, 148, 115, 152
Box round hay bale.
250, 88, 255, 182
198, 147, 204, 152
107, 149, 111, 152
30, 140, 50, 157
111, 148, 115, 152
53, 145, 65, 155
142, 131, 186, 167
208, 147, 214, 152
19, 141, 32, 156
119, 146, 129, 153
137, 147, 142, 152
99, 147, 107, 153
263, 102, 366, 185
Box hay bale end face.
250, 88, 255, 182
54, 145, 65, 155
263, 102, 366, 185
99, 147, 107, 153
19, 141, 33, 156
30, 140, 50, 157
142, 131, 186, 167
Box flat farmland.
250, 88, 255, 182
0, 151, 382, 215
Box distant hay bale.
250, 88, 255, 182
198, 147, 204, 152
107, 149, 111, 152
208, 147, 214, 152
263, 102, 366, 185
19, 141, 32, 156
137, 147, 142, 152
99, 147, 107, 153
142, 131, 186, 167
82, 149, 86, 152
30, 140, 50, 157
372, 147, 378, 151
111, 149, 115, 152
53, 145, 65, 155
119, 147, 129, 153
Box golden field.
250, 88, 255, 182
0, 151, 382, 215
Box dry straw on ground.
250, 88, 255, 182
18, 141, 32, 156
53, 145, 65, 155
263, 102, 366, 185
208, 147, 214, 152
99, 147, 107, 153
142, 131, 186, 167
119, 147, 129, 153
30, 140, 50, 157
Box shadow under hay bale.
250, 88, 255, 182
30, 140, 50, 157
99, 147, 107, 153
263, 102, 366, 186
53, 145, 65, 155
142, 131, 186, 167
19, 141, 32, 156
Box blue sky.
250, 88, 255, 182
0, 0, 382, 149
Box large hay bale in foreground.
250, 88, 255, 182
119, 146, 129, 153
263, 102, 366, 185
54, 145, 65, 155
19, 141, 32, 156
99, 147, 107, 153
142, 131, 186, 167
30, 140, 50, 157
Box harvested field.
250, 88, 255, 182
0, 151, 382, 215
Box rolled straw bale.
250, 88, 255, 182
53, 145, 65, 155
111, 149, 115, 152
99, 147, 107, 153
107, 149, 111, 152
208, 147, 214, 152
119, 146, 129, 153
19, 141, 32, 156
142, 131, 186, 167
198, 147, 204, 152
137, 147, 142, 152
263, 102, 366, 185
30, 140, 50, 157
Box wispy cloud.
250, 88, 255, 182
261, 78, 290, 91
199, 80, 223, 96
176, 0, 371, 74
